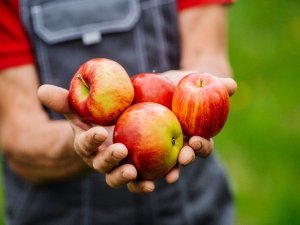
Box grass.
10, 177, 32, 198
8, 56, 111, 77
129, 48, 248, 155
215, 0, 300, 224
1, 0, 300, 224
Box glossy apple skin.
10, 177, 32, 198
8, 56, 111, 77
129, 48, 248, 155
130, 73, 175, 109
172, 72, 229, 139
113, 102, 183, 180
68, 58, 134, 126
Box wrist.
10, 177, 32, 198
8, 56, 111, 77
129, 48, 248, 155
180, 53, 232, 78
55, 120, 75, 152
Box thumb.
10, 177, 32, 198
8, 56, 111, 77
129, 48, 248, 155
219, 78, 237, 97
38, 84, 72, 114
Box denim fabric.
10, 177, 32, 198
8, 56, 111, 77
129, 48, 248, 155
3, 0, 234, 224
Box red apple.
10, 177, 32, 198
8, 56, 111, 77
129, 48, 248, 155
68, 58, 134, 126
172, 72, 230, 139
130, 73, 175, 109
113, 102, 183, 180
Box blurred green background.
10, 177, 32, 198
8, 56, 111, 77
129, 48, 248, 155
1, 0, 300, 224
215, 0, 300, 224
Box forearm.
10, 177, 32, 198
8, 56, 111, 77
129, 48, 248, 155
179, 4, 232, 77
0, 65, 72, 155
0, 117, 73, 160
0, 64, 86, 183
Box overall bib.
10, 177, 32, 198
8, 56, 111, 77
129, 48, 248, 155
4, 0, 234, 224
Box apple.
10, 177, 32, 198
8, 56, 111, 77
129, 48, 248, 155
172, 72, 230, 139
68, 58, 134, 126
130, 73, 175, 109
113, 102, 183, 180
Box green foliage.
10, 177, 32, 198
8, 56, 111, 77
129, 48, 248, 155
215, 0, 300, 224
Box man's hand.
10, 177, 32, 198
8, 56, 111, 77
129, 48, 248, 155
37, 72, 236, 192
38, 85, 158, 193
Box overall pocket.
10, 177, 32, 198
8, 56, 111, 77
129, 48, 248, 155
31, 0, 141, 44
30, 0, 142, 89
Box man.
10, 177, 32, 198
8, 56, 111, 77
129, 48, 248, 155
0, 0, 236, 224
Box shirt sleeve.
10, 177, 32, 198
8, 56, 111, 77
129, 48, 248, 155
0, 1, 34, 70
178, 0, 235, 11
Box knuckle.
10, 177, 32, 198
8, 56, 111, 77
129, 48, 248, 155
73, 140, 81, 154
127, 183, 136, 193
127, 182, 145, 193
94, 157, 115, 174
74, 135, 93, 157
82, 156, 93, 168
93, 159, 106, 173
104, 154, 119, 167
105, 175, 114, 187
195, 147, 212, 158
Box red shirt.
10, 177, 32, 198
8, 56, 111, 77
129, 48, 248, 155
0, 0, 234, 70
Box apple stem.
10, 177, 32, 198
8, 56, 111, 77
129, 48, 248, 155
77, 74, 89, 90
196, 78, 204, 88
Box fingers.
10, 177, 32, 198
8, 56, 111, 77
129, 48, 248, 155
92, 143, 128, 173
165, 167, 180, 184
189, 136, 214, 158
105, 164, 137, 188
95, 146, 155, 192
37, 84, 72, 114
178, 145, 196, 165
75, 129, 139, 190
219, 77, 237, 97
127, 180, 155, 193
38, 84, 92, 132
74, 126, 108, 158
165, 135, 214, 184
73, 126, 153, 193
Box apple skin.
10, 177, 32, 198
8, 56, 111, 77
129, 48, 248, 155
113, 102, 183, 180
130, 73, 176, 109
172, 72, 230, 139
68, 58, 134, 126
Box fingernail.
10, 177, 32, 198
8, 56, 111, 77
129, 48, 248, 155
93, 133, 104, 143
182, 154, 196, 166
192, 141, 202, 150
122, 171, 135, 180
143, 185, 155, 192
122, 171, 129, 179
111, 151, 123, 161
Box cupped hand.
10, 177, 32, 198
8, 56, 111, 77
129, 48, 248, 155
37, 71, 237, 192
38, 85, 156, 193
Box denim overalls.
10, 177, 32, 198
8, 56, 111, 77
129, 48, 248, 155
3, 0, 234, 224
